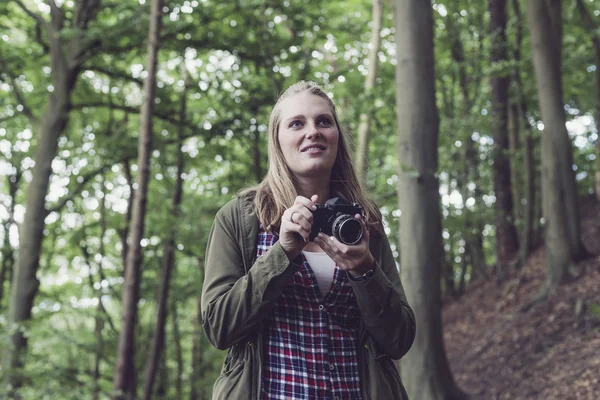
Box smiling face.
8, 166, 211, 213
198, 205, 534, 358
276, 91, 339, 180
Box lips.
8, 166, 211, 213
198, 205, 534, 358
300, 144, 326, 152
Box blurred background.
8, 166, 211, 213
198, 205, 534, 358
0, 0, 599, 399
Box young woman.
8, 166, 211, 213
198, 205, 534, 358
201, 81, 415, 400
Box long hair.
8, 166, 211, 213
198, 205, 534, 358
242, 81, 384, 235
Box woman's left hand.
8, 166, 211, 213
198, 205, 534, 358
314, 214, 375, 277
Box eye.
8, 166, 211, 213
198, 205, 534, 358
317, 117, 333, 127
289, 120, 303, 128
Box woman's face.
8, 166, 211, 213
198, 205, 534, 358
277, 91, 339, 180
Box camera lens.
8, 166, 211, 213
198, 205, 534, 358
332, 215, 363, 245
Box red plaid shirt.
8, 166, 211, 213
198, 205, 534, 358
257, 231, 363, 400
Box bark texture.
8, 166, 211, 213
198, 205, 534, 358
575, 0, 600, 202
355, 0, 383, 186
112, 0, 163, 398
3, 0, 100, 394
490, 0, 519, 271
394, 1, 465, 398
141, 63, 186, 400
526, 0, 588, 295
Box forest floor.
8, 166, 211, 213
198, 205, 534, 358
443, 196, 600, 400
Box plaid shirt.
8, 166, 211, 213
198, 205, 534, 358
257, 231, 363, 400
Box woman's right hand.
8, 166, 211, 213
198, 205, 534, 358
279, 194, 318, 260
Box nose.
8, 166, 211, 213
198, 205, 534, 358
305, 121, 321, 138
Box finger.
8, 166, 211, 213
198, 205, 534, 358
290, 211, 313, 234
314, 233, 337, 258
284, 221, 310, 242
294, 195, 319, 212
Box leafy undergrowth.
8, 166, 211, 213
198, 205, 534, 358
443, 197, 600, 400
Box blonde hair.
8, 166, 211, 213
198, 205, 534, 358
242, 81, 384, 235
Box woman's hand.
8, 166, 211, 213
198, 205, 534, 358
314, 214, 375, 277
279, 194, 319, 261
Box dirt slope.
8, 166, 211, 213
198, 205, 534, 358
443, 198, 600, 400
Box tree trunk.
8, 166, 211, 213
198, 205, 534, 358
112, 0, 163, 398
393, 1, 465, 398
93, 300, 105, 400
574, 0, 600, 202
510, 0, 536, 267
446, 7, 489, 282
3, 0, 101, 391
141, 61, 186, 400
171, 297, 184, 400
355, 0, 383, 186
121, 159, 135, 271
190, 260, 206, 400
490, 0, 519, 274
507, 104, 522, 223
0, 171, 19, 312
526, 0, 589, 297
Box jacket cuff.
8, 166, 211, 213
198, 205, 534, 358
348, 261, 393, 325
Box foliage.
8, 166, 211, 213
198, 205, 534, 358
0, 0, 599, 398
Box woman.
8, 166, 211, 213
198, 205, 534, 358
201, 81, 415, 399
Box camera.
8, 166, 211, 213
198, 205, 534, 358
309, 197, 364, 245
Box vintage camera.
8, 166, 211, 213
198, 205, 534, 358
309, 197, 364, 245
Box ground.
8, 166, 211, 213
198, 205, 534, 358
443, 197, 600, 400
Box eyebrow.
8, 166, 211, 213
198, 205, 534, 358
284, 112, 333, 124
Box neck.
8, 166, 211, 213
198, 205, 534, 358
294, 175, 331, 204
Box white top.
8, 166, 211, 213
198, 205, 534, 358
302, 251, 336, 297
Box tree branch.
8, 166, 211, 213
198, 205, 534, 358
46, 0, 65, 30
0, 59, 38, 124
72, 102, 191, 127
46, 164, 111, 214
14, 0, 46, 24
85, 66, 144, 86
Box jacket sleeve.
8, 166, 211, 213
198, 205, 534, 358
348, 233, 416, 360
201, 204, 302, 350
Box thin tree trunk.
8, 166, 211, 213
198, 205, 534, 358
155, 352, 168, 398
141, 61, 186, 400
511, 0, 536, 267
121, 159, 134, 271
190, 260, 205, 400
458, 255, 468, 295
446, 7, 489, 281
0, 171, 19, 312
525, 0, 589, 301
3, 1, 100, 392
93, 300, 105, 400
575, 0, 600, 202
171, 297, 184, 400
490, 0, 519, 275
394, 1, 465, 398
507, 104, 522, 222
355, 0, 383, 186
112, 0, 163, 398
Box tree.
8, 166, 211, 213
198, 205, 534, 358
142, 65, 188, 400
489, 0, 519, 273
525, 0, 589, 298
575, 0, 600, 202
355, 0, 383, 186
3, 0, 101, 393
393, 1, 465, 398
508, 0, 536, 268
112, 0, 163, 398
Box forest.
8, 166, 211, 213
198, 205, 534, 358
0, 0, 599, 399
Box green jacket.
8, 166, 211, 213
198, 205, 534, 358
201, 192, 416, 399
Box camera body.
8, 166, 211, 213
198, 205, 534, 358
309, 197, 364, 245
